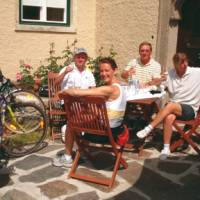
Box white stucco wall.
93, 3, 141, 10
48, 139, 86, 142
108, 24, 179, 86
0, 0, 96, 80
96, 0, 160, 72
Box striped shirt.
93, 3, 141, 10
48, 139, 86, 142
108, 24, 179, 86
125, 58, 161, 83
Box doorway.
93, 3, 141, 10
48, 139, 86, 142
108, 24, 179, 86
177, 0, 200, 67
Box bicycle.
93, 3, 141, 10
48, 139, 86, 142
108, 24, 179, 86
0, 75, 47, 157
0, 74, 46, 112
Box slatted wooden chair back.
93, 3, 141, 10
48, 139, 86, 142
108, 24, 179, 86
48, 71, 60, 99
171, 107, 200, 154
47, 71, 66, 141
60, 93, 128, 188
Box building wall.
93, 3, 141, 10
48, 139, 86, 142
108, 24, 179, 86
96, 0, 160, 72
0, 0, 161, 80
0, 0, 96, 80
156, 0, 179, 71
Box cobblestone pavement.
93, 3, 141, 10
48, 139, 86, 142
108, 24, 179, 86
0, 138, 200, 200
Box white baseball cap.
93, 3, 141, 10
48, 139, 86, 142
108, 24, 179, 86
74, 48, 88, 56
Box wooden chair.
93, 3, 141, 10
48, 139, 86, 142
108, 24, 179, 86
171, 107, 200, 154
48, 71, 66, 141
60, 94, 128, 188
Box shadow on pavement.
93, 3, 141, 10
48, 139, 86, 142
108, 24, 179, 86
111, 154, 200, 200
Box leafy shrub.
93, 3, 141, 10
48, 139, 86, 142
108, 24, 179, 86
16, 62, 35, 86
34, 43, 63, 86
62, 39, 78, 66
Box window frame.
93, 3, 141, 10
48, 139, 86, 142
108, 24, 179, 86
19, 0, 71, 27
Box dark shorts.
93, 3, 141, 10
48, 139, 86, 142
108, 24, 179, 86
82, 124, 124, 143
176, 104, 195, 121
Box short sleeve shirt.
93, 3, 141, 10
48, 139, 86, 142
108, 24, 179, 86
167, 67, 200, 113
59, 63, 96, 90
125, 58, 161, 83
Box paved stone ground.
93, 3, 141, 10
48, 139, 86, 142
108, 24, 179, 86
0, 137, 200, 200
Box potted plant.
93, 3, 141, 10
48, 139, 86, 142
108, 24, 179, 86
16, 62, 35, 90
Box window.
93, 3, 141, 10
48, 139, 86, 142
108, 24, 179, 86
20, 0, 70, 26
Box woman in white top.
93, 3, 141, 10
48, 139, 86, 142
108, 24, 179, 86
52, 57, 127, 167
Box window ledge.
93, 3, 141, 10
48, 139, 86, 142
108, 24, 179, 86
15, 24, 76, 33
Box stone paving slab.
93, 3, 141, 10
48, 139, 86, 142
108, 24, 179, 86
39, 180, 77, 199
65, 191, 99, 200
13, 155, 51, 170
19, 165, 66, 183
1, 189, 37, 200
37, 144, 64, 155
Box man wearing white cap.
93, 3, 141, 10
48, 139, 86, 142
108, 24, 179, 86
56, 47, 96, 90
56, 48, 96, 142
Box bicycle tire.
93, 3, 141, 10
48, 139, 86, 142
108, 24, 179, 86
2, 102, 47, 157
5, 89, 46, 112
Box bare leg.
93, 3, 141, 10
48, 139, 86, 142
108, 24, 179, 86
137, 102, 182, 138
163, 114, 176, 144
52, 126, 74, 167
150, 102, 182, 128
65, 127, 74, 156
159, 114, 177, 160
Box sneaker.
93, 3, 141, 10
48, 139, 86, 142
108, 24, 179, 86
136, 128, 149, 139
159, 149, 170, 160
52, 154, 73, 168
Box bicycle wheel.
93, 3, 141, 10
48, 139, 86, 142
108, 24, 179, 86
2, 102, 47, 157
5, 89, 46, 112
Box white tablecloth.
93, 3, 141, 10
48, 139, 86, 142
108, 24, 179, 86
122, 85, 166, 102
126, 91, 165, 101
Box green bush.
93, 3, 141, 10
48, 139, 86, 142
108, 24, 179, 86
34, 43, 63, 86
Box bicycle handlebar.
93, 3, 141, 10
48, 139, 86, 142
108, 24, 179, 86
0, 74, 15, 93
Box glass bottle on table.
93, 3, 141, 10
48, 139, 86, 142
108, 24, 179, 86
127, 67, 135, 93
128, 72, 134, 94
133, 79, 140, 94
